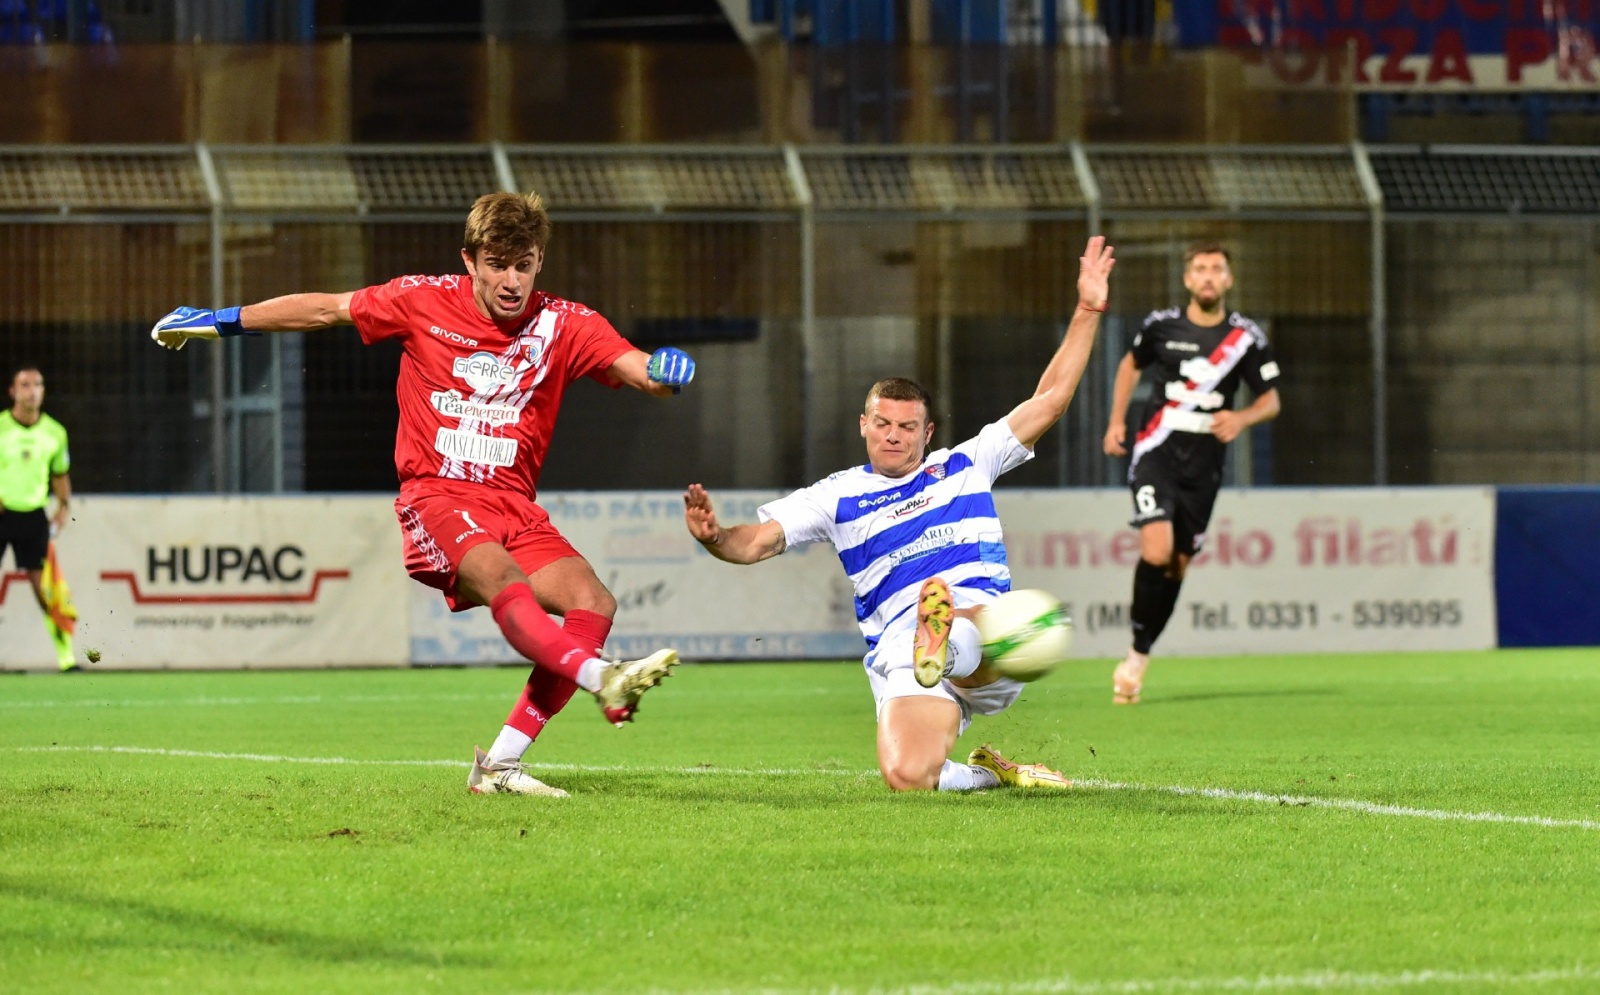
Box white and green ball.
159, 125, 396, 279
976, 589, 1072, 682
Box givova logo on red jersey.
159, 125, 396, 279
453, 351, 520, 391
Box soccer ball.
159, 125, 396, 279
976, 589, 1072, 683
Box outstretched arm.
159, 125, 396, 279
151, 292, 356, 350
607, 347, 696, 399
683, 484, 787, 565
1005, 236, 1116, 449
239, 292, 356, 332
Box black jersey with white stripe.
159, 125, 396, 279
1125, 308, 1281, 474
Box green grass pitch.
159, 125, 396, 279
2, 649, 1598, 994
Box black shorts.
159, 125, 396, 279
0, 507, 49, 572
1128, 448, 1221, 558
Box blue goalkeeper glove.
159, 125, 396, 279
646, 346, 696, 394
150, 306, 249, 351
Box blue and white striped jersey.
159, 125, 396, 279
757, 419, 1033, 653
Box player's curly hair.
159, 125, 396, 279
463, 191, 552, 260
864, 377, 935, 421
1184, 240, 1231, 267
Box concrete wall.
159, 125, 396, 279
1388, 220, 1600, 484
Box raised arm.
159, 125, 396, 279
683, 484, 787, 565
1005, 236, 1116, 449
151, 292, 357, 350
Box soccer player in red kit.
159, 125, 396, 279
151, 192, 696, 797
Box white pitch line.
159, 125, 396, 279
8, 744, 1599, 832
808, 964, 1600, 994
1075, 778, 1600, 833
8, 745, 870, 779
0, 692, 508, 710
0, 685, 840, 711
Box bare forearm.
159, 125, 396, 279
239, 293, 352, 332
699, 523, 785, 565
51, 474, 71, 508
1107, 354, 1139, 423
608, 349, 675, 397
1006, 305, 1107, 446
1032, 306, 1102, 407
1239, 389, 1281, 428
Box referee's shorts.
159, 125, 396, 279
0, 507, 49, 572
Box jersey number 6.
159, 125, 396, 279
1135, 485, 1158, 516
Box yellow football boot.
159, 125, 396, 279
913, 577, 955, 688
968, 744, 1073, 790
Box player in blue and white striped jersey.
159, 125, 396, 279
682, 236, 1115, 793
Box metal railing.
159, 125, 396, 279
1, 142, 1591, 493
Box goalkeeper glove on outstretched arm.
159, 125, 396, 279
150, 306, 251, 351
646, 346, 696, 394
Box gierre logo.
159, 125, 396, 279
453, 352, 519, 391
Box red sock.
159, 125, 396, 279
490, 585, 594, 683
501, 608, 614, 739
504, 676, 558, 739
562, 608, 613, 657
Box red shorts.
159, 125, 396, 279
395, 478, 580, 612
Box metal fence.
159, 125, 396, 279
1, 142, 1593, 495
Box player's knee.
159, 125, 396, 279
882, 771, 936, 792
950, 660, 1000, 689
1140, 537, 1174, 565
880, 758, 940, 792
571, 583, 617, 619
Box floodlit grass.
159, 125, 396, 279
2, 650, 1598, 994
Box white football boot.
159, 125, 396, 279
1113, 648, 1149, 705
468, 747, 570, 797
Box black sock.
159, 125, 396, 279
1130, 559, 1184, 654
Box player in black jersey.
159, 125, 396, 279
1101, 242, 1282, 704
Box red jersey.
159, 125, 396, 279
349, 275, 633, 496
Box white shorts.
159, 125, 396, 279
863, 622, 1024, 736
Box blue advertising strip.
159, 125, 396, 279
1494, 486, 1600, 647
1178, 3, 1597, 52
1175, 2, 1600, 88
